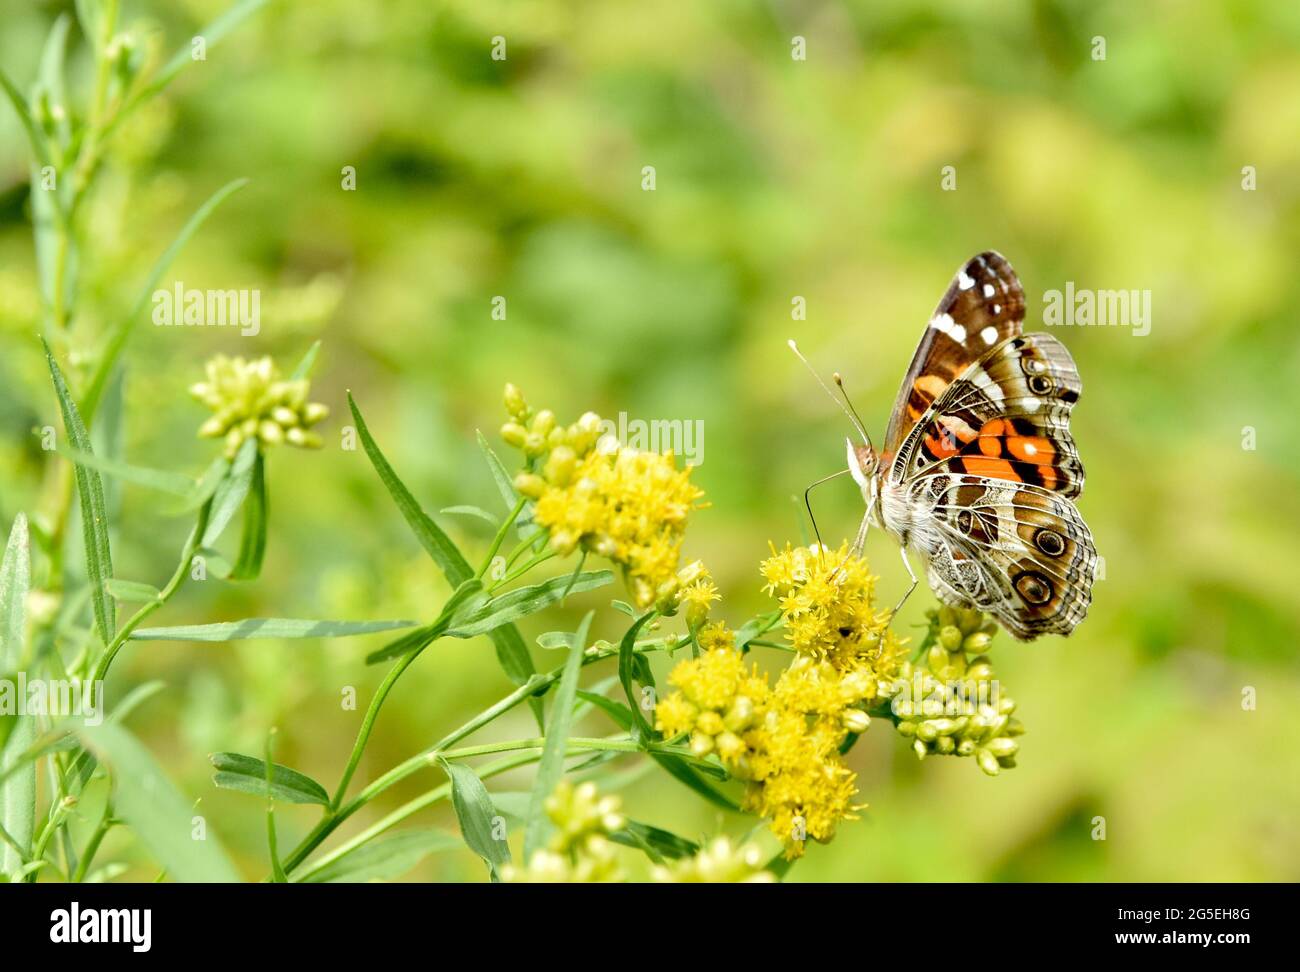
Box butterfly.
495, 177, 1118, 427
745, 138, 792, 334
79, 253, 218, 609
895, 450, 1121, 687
795, 251, 1097, 640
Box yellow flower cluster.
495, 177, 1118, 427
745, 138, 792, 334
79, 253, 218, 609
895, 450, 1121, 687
887, 607, 1024, 776
500, 780, 626, 883
656, 543, 909, 859
191, 355, 328, 458
501, 384, 706, 609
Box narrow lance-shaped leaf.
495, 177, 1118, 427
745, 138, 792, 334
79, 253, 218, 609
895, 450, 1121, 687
439, 759, 511, 880
0, 515, 35, 878
132, 618, 419, 642
298, 830, 463, 884
58, 447, 195, 497
79, 723, 240, 882
82, 178, 251, 422
444, 571, 614, 639
523, 612, 593, 861
229, 450, 267, 580
618, 611, 657, 743
349, 394, 543, 727
202, 437, 257, 550
210, 752, 329, 806
44, 342, 115, 644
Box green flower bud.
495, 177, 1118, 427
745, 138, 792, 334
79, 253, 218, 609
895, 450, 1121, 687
514, 472, 545, 499
985, 737, 1019, 759
500, 422, 527, 448
913, 739, 928, 760
503, 383, 528, 419
842, 709, 871, 734
976, 749, 1001, 776
690, 731, 715, 758
939, 625, 963, 652
935, 735, 956, 755
544, 445, 577, 485
531, 409, 556, 438
962, 632, 992, 654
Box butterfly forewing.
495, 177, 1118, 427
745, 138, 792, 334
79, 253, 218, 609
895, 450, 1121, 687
881, 251, 1026, 460
890, 333, 1086, 498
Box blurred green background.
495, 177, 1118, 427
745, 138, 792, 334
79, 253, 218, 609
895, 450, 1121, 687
2, 0, 1299, 881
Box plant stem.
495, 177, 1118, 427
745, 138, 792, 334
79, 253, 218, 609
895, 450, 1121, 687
477, 497, 525, 580
87, 498, 211, 708
71, 808, 113, 883
328, 646, 424, 811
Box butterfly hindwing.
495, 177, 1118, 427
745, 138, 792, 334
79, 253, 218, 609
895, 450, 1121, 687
908, 472, 1097, 639
881, 251, 1026, 461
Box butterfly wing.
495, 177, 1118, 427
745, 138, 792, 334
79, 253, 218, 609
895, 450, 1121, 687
904, 472, 1097, 639
886, 330, 1095, 639
889, 332, 1086, 498
881, 251, 1026, 462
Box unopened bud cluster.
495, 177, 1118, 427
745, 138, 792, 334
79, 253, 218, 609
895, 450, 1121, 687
191, 355, 328, 458
501, 780, 626, 883
883, 606, 1024, 776
500, 383, 603, 499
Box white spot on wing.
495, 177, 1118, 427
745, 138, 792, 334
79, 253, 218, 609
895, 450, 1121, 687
982, 283, 995, 298
980, 325, 998, 345
958, 272, 975, 290
1023, 442, 1038, 456
930, 312, 965, 342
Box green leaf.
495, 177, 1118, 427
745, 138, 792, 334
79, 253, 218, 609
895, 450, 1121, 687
105, 578, 161, 603
609, 820, 699, 864
82, 178, 251, 423
348, 393, 470, 577
229, 450, 267, 580
439, 505, 499, 527
78, 723, 240, 882
444, 571, 614, 638
439, 759, 511, 879
167, 458, 230, 517
58, 447, 195, 497
575, 690, 636, 731
44, 343, 115, 644
0, 69, 52, 169
144, 0, 272, 104
618, 611, 657, 742
349, 394, 543, 726
363, 624, 440, 666
209, 752, 330, 806
298, 829, 463, 883
290, 340, 322, 380
132, 618, 419, 642
0, 516, 34, 879
652, 753, 739, 812
523, 612, 592, 861
476, 430, 541, 540
364, 578, 485, 665
202, 438, 257, 549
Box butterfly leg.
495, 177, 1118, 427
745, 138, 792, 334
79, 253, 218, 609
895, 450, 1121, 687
890, 545, 918, 620
849, 498, 875, 557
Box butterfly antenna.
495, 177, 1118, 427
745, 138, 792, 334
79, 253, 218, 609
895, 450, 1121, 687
832, 372, 873, 449
787, 340, 872, 448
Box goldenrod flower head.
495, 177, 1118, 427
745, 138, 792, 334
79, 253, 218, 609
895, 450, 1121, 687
888, 606, 1023, 775
760, 541, 909, 687
501, 385, 706, 608
652, 837, 775, 883
190, 355, 328, 458
655, 643, 872, 859
500, 780, 626, 883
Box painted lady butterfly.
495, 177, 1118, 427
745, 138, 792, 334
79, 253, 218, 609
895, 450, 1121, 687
796, 251, 1098, 640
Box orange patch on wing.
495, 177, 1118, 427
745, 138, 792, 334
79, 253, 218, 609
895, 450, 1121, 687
962, 456, 1021, 482
1007, 434, 1054, 463
914, 374, 948, 399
